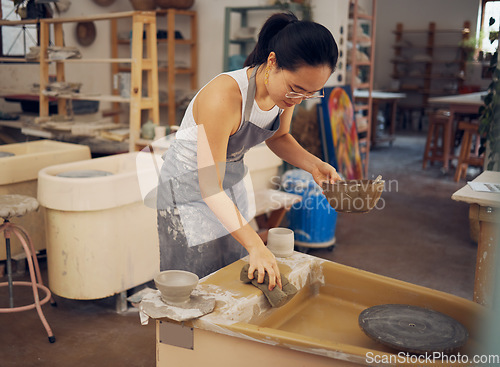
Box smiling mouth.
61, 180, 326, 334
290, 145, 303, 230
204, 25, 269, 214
284, 101, 294, 107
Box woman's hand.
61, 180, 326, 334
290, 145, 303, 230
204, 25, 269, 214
311, 161, 342, 187
247, 243, 282, 291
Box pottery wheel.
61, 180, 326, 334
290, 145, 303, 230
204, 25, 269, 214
140, 290, 215, 322
358, 304, 468, 354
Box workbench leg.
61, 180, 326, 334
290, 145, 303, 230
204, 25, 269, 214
116, 291, 128, 313
471, 204, 498, 306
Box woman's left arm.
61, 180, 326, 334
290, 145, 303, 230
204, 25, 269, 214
265, 107, 341, 185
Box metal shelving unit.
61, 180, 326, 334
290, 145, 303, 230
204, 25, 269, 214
222, 4, 309, 72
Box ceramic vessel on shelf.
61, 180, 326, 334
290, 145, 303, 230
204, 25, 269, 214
141, 120, 156, 140
154, 270, 199, 304
267, 227, 295, 258
155, 0, 194, 10
130, 0, 156, 10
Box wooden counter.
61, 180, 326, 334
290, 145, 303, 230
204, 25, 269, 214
452, 170, 500, 306
153, 253, 485, 366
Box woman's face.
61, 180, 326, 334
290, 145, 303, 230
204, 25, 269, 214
266, 63, 332, 109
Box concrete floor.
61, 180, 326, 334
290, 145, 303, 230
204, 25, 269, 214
0, 132, 478, 367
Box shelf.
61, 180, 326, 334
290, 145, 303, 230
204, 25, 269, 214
229, 38, 256, 44
397, 87, 460, 95
224, 4, 305, 13
158, 67, 195, 74
156, 9, 197, 17
42, 93, 132, 103
47, 58, 133, 64
392, 44, 463, 49
391, 74, 463, 80
0, 19, 39, 26
116, 66, 195, 74
354, 104, 370, 112
117, 39, 195, 45
393, 29, 464, 34
41, 11, 139, 24
352, 82, 370, 89
356, 13, 374, 21
134, 138, 154, 147
0, 89, 38, 96
0, 57, 38, 63
391, 59, 462, 65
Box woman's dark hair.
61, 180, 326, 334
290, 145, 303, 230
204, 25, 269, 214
244, 12, 338, 72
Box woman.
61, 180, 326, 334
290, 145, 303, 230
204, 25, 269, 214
157, 12, 340, 291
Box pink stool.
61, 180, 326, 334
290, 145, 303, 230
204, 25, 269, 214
0, 194, 56, 343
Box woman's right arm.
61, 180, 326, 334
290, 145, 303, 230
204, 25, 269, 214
193, 75, 282, 290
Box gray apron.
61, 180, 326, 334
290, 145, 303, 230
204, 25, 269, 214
157, 66, 281, 278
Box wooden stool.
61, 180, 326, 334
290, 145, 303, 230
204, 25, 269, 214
0, 194, 56, 343
454, 121, 484, 182
422, 111, 453, 170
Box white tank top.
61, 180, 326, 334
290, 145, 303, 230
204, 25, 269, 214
175, 67, 281, 141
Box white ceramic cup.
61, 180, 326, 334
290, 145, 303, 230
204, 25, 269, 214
154, 125, 167, 139
267, 227, 295, 258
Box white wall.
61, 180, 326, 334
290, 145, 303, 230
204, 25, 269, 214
373, 0, 481, 90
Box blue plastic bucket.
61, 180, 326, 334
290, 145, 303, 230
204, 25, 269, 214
281, 169, 337, 247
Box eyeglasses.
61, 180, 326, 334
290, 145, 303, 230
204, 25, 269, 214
280, 68, 324, 100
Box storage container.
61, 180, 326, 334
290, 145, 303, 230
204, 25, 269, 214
281, 169, 337, 251
37, 152, 160, 299
244, 143, 282, 191
0, 140, 90, 260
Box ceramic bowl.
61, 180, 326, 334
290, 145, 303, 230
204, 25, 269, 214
129, 0, 156, 10
154, 270, 199, 305
155, 0, 194, 9
267, 227, 294, 258
322, 179, 385, 213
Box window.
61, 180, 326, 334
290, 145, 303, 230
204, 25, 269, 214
1, 0, 39, 57
480, 0, 500, 54
1, 0, 53, 58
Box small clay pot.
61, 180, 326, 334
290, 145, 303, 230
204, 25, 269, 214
154, 270, 199, 304
130, 0, 156, 10
267, 228, 295, 258
155, 0, 195, 10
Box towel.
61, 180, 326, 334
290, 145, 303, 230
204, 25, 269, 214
240, 264, 297, 308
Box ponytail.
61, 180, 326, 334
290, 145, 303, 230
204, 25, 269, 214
244, 12, 338, 72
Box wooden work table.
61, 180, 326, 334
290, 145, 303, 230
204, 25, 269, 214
0, 116, 129, 155
452, 170, 500, 306
353, 90, 406, 147
428, 92, 486, 171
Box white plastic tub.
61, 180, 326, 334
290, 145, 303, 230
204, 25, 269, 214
37, 152, 160, 300
244, 143, 282, 191
0, 140, 90, 260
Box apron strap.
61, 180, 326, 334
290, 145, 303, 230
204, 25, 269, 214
244, 65, 259, 122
